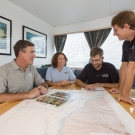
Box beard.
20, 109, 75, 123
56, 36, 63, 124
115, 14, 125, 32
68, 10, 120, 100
92, 63, 102, 70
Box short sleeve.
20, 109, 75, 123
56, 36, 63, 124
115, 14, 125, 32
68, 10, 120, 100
45, 67, 52, 81
67, 67, 76, 81
122, 41, 129, 62
77, 65, 88, 82
33, 67, 44, 86
0, 68, 8, 93
108, 64, 119, 83
129, 44, 135, 62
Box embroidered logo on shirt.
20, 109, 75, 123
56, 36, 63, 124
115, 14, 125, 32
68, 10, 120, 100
64, 72, 69, 74
132, 45, 135, 50
102, 74, 109, 77
27, 73, 32, 77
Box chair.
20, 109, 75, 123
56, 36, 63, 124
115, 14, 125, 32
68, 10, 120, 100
36, 67, 48, 80
74, 69, 82, 78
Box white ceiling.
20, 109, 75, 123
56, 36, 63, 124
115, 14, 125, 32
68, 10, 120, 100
8, 0, 135, 27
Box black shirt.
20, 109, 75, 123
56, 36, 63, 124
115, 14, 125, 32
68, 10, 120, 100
122, 37, 135, 62
77, 62, 119, 84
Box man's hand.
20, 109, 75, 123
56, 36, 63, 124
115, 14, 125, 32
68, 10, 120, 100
85, 84, 95, 90
27, 88, 41, 99
117, 95, 135, 105
110, 88, 121, 94
37, 85, 48, 95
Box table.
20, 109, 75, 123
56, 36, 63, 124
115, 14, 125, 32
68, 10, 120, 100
108, 88, 135, 119
1, 84, 135, 135
0, 84, 135, 119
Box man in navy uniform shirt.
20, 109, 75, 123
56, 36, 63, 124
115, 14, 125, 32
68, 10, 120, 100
76, 47, 119, 90
110, 10, 135, 105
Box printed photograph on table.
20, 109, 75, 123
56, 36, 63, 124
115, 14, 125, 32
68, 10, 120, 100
22, 26, 47, 58
0, 16, 12, 55
50, 92, 80, 100
50, 92, 72, 99
36, 96, 68, 107
35, 92, 80, 108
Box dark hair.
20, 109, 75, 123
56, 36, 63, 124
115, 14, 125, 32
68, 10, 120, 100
13, 40, 34, 57
111, 10, 135, 29
90, 47, 103, 57
51, 52, 68, 68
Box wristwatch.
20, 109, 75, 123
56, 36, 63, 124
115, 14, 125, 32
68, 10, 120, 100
44, 84, 48, 89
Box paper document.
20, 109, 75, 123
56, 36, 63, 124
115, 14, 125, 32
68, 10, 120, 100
94, 86, 105, 91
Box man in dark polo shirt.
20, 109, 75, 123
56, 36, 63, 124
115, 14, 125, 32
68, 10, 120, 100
76, 47, 119, 90
110, 10, 135, 105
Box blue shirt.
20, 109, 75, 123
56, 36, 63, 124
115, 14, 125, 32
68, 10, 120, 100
46, 66, 76, 82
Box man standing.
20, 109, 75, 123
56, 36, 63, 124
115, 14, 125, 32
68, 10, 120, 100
0, 40, 48, 103
76, 47, 119, 90
110, 10, 135, 105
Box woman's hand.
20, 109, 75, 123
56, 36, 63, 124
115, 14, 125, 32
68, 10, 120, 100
60, 80, 70, 86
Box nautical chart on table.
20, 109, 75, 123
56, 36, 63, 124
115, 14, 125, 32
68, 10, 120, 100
0, 88, 135, 135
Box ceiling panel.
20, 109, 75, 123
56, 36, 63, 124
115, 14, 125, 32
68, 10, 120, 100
110, 0, 135, 15
8, 0, 135, 27
70, 0, 111, 21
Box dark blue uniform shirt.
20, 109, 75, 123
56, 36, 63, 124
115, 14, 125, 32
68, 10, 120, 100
77, 62, 119, 84
122, 37, 135, 62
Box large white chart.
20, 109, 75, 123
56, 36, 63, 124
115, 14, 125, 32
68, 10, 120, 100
0, 89, 135, 135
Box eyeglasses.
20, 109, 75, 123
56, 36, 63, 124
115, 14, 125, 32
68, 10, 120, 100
90, 58, 101, 63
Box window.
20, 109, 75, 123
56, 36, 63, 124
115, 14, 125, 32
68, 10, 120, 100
101, 29, 124, 69
63, 33, 90, 68
63, 29, 124, 69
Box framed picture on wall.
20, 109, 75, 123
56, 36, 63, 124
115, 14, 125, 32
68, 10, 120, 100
22, 26, 47, 58
0, 16, 12, 55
